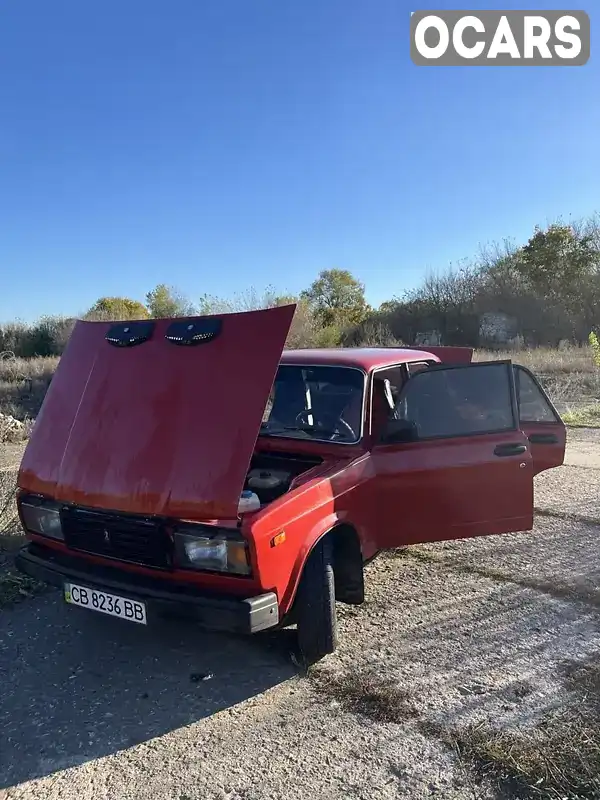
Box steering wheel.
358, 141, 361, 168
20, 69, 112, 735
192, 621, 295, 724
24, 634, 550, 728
295, 409, 356, 441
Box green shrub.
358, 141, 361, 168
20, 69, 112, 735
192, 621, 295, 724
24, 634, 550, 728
0, 316, 75, 358
589, 331, 600, 367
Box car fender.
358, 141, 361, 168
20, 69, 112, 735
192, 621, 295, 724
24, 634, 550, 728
278, 511, 360, 616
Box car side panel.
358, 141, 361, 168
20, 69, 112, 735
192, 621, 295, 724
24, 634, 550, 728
521, 421, 566, 474
371, 431, 534, 549
246, 455, 378, 616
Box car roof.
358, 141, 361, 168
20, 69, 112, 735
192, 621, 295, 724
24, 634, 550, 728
280, 347, 440, 371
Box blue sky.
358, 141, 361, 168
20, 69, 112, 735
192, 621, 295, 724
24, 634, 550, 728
0, 0, 598, 322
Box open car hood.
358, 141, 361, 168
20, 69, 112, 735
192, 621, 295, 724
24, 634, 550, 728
18, 305, 296, 520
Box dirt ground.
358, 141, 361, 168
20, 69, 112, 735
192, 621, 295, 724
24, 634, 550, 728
0, 430, 599, 800
0, 443, 26, 473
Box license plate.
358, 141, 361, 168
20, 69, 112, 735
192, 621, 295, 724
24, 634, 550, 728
64, 582, 147, 625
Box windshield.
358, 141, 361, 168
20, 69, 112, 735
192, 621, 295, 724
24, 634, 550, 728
261, 365, 365, 444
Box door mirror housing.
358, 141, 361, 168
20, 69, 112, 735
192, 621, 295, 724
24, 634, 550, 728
380, 419, 418, 444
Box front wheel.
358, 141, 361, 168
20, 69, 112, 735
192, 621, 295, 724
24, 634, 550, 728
296, 537, 338, 664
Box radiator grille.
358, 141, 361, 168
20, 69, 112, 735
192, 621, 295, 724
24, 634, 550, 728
61, 506, 173, 569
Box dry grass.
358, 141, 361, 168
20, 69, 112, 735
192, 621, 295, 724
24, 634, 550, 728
309, 654, 600, 798
0, 468, 39, 608
0, 415, 32, 444
562, 404, 600, 428
0, 354, 60, 382
0, 469, 18, 539
0, 345, 597, 425
383, 546, 600, 798
474, 345, 596, 374
445, 658, 600, 799
309, 665, 418, 724
0, 354, 58, 421
0, 569, 44, 608
0, 356, 54, 607
475, 345, 600, 404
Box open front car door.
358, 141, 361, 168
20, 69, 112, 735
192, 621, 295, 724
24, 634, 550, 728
371, 360, 559, 549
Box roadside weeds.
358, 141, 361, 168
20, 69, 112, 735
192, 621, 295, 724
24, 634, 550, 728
563, 404, 600, 428
310, 665, 419, 725
0, 469, 43, 608
0, 569, 45, 608
0, 468, 17, 534
309, 649, 600, 800
309, 539, 600, 800
437, 658, 600, 800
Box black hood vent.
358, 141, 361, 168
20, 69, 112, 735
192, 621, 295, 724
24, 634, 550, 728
105, 321, 155, 347
165, 318, 222, 346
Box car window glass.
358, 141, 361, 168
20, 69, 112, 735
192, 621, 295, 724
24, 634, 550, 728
262, 365, 364, 442
407, 361, 431, 376
514, 365, 557, 423
370, 365, 408, 436
394, 363, 516, 439
373, 366, 404, 399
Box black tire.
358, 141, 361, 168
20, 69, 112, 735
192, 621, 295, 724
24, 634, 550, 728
296, 536, 338, 664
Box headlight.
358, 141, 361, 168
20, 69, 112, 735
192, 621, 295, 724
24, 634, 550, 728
173, 525, 251, 576
19, 497, 64, 540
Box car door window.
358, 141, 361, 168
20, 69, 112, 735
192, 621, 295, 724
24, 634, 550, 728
372, 366, 405, 401
406, 361, 432, 376
390, 362, 517, 440
514, 365, 560, 423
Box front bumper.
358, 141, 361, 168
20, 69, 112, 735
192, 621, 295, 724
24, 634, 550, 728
15, 543, 279, 634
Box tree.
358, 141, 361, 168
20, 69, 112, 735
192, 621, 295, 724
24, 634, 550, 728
195, 286, 319, 348
383, 262, 482, 345
342, 317, 401, 347
496, 221, 600, 341
517, 223, 599, 304
197, 286, 294, 315
31, 316, 77, 355
283, 298, 322, 348
300, 269, 369, 329
145, 284, 196, 318
86, 297, 149, 321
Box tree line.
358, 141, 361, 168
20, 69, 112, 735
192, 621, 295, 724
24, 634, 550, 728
1, 214, 599, 359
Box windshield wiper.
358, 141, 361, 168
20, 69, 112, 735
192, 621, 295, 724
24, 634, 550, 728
304, 429, 347, 440
260, 423, 307, 438
261, 423, 347, 441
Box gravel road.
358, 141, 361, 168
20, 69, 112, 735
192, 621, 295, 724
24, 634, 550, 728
0, 443, 25, 473
1, 430, 599, 800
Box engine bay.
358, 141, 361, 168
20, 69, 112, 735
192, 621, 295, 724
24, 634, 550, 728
244, 451, 323, 505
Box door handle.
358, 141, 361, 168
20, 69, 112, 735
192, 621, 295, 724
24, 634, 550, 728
528, 432, 558, 445
494, 443, 528, 457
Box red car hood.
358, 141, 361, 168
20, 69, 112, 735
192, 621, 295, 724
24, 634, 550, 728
18, 305, 295, 519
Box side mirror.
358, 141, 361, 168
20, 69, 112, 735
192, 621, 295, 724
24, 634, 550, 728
380, 419, 419, 444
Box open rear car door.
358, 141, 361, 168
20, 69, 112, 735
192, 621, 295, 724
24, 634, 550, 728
513, 365, 566, 474
371, 360, 564, 549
